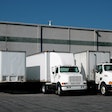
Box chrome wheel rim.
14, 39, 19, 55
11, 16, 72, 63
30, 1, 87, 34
101, 86, 106, 95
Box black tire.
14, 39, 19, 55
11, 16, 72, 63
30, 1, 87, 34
100, 83, 108, 96
57, 85, 63, 96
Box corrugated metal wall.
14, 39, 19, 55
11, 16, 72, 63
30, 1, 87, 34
0, 23, 41, 55
0, 22, 112, 56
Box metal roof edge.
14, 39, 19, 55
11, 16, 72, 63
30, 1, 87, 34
0, 21, 112, 32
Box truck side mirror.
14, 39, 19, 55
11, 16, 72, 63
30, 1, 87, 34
52, 67, 58, 74
95, 69, 98, 73
99, 69, 102, 74
52, 67, 55, 74
95, 66, 99, 73
56, 68, 58, 73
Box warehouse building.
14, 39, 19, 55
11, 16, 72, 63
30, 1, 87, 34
0, 21, 112, 56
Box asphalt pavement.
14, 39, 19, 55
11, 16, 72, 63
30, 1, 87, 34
0, 92, 111, 112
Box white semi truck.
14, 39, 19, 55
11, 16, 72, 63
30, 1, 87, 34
26, 52, 87, 95
0, 51, 26, 82
74, 51, 112, 95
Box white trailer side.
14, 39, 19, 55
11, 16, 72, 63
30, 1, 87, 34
0, 51, 26, 82
74, 51, 110, 81
26, 52, 50, 82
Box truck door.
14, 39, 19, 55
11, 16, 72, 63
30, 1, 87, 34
95, 65, 103, 84
51, 67, 58, 82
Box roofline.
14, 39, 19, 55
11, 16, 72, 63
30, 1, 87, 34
74, 50, 111, 54
0, 21, 112, 32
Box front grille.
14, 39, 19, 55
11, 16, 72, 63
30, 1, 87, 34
69, 76, 82, 84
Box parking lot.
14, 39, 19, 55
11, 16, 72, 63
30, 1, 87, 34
0, 91, 112, 112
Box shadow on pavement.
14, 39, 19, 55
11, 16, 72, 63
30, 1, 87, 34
0, 82, 41, 94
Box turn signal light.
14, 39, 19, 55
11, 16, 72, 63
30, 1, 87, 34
109, 81, 112, 85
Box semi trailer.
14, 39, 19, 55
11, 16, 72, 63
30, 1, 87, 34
26, 51, 87, 95
74, 51, 112, 95
0, 51, 26, 83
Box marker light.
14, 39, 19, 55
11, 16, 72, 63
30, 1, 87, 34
61, 82, 68, 86
109, 81, 112, 85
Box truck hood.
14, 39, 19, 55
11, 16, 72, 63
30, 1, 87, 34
103, 71, 112, 85
104, 71, 112, 76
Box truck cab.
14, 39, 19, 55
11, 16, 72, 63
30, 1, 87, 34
27, 51, 87, 96
52, 65, 87, 95
95, 63, 112, 95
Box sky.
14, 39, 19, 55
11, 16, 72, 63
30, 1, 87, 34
0, 0, 112, 30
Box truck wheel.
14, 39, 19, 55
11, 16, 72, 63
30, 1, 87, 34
57, 85, 63, 96
100, 84, 108, 95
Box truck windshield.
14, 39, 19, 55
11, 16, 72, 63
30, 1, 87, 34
104, 65, 112, 71
60, 66, 79, 73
